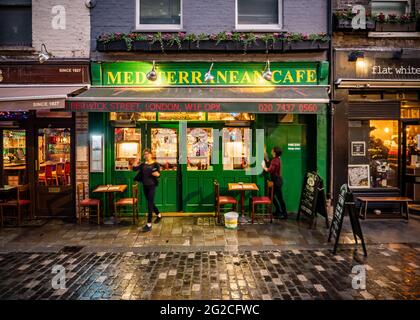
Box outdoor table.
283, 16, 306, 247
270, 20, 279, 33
0, 185, 18, 203
228, 182, 259, 223
93, 184, 127, 224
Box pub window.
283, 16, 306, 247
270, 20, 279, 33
114, 128, 141, 171
348, 120, 399, 189
158, 112, 205, 121
371, 0, 410, 17
110, 112, 156, 121
135, 0, 182, 30
187, 128, 213, 171
236, 0, 282, 30
207, 113, 255, 121
222, 127, 251, 170
0, 0, 32, 46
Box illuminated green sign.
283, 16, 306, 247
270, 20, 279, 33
92, 62, 329, 86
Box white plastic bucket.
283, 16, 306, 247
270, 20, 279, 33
224, 211, 239, 229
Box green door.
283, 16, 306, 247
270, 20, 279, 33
148, 125, 179, 212
266, 124, 307, 213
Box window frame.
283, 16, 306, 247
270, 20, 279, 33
235, 0, 283, 31
0, 1, 32, 47
371, 0, 411, 16
135, 0, 183, 31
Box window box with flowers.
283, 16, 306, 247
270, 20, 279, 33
283, 33, 329, 51
374, 13, 417, 32
96, 32, 329, 53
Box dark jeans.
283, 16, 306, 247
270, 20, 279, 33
273, 177, 287, 216
143, 184, 160, 223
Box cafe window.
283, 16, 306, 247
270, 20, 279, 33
114, 128, 141, 171
135, 0, 182, 30
236, 0, 282, 30
187, 128, 213, 171
110, 112, 156, 121
207, 113, 255, 121
371, 0, 410, 16
3, 130, 26, 186
152, 128, 178, 171
222, 127, 251, 170
348, 120, 399, 189
0, 0, 32, 46
158, 112, 205, 121
401, 101, 420, 119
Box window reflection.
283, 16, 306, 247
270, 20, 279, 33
187, 128, 213, 171
152, 128, 178, 170
115, 128, 141, 171
222, 128, 251, 170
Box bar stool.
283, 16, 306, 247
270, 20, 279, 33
55, 163, 66, 185
115, 183, 139, 224
250, 181, 274, 224
77, 183, 101, 225
0, 184, 32, 226
214, 181, 237, 224
64, 162, 71, 185
39, 165, 54, 186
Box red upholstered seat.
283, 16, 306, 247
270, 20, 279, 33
218, 196, 237, 204
2, 200, 31, 206
116, 198, 138, 206
251, 196, 271, 205
80, 199, 100, 206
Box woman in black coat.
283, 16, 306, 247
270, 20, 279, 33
133, 148, 161, 232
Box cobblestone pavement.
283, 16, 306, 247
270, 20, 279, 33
0, 244, 418, 300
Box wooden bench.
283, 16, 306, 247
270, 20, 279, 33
356, 197, 413, 220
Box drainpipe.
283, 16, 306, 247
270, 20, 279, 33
327, 0, 334, 203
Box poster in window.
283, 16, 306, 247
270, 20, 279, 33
348, 164, 370, 189
351, 141, 366, 157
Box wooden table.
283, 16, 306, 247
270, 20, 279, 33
356, 196, 413, 220
93, 185, 128, 223
0, 185, 17, 203
228, 183, 259, 221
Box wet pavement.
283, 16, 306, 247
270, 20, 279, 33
0, 214, 419, 300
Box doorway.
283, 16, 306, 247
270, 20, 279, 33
34, 126, 75, 217
402, 122, 420, 203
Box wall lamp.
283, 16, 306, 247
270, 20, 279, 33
204, 62, 214, 83
262, 60, 272, 81
348, 50, 364, 62
38, 44, 52, 64
146, 61, 157, 81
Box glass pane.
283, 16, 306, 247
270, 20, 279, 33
3, 130, 26, 186
110, 112, 156, 121
207, 113, 255, 121
371, 1, 408, 16
237, 0, 278, 25
139, 0, 181, 25
115, 128, 141, 171
38, 128, 71, 186
152, 128, 178, 170
348, 120, 398, 188
187, 128, 213, 171
406, 125, 420, 167
0, 6, 31, 45
158, 112, 205, 121
222, 128, 251, 170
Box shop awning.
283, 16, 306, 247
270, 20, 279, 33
66, 86, 330, 114
0, 85, 88, 111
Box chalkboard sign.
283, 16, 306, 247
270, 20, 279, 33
328, 184, 367, 256
297, 172, 329, 228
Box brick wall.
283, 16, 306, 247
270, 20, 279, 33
32, 0, 90, 58
75, 112, 89, 219
91, 0, 328, 55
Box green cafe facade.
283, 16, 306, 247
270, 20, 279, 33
66, 61, 330, 216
